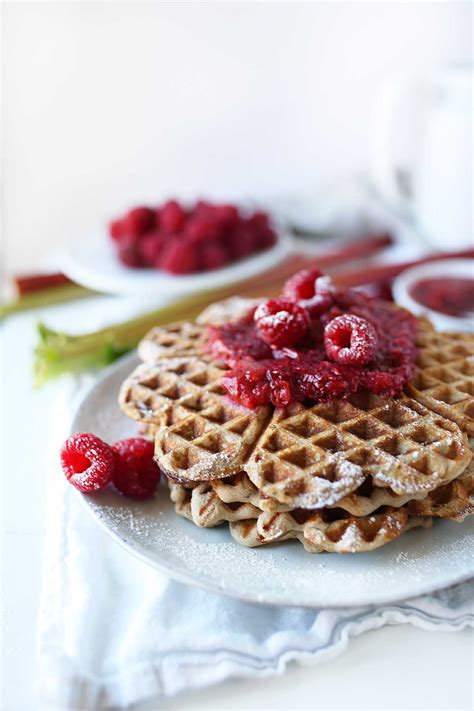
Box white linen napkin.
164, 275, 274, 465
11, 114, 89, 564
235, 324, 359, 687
37, 377, 474, 711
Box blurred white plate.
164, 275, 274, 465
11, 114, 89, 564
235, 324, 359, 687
72, 354, 474, 608
62, 226, 293, 297
393, 258, 474, 332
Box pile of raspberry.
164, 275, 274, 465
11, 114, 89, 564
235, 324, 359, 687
109, 200, 277, 274
208, 267, 418, 409
60, 433, 161, 498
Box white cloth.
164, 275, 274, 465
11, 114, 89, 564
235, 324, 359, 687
37, 377, 473, 711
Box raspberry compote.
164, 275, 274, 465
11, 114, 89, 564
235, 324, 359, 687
207, 269, 418, 409
409, 277, 474, 317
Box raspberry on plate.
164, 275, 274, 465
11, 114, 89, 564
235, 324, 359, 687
108, 200, 278, 275
324, 314, 377, 366
159, 240, 199, 274
112, 438, 160, 499
123, 207, 155, 239
60, 433, 115, 493
254, 298, 310, 348
159, 200, 187, 234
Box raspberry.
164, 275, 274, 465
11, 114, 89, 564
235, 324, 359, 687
112, 437, 160, 499
123, 207, 155, 238
186, 218, 220, 243
160, 200, 186, 234
159, 240, 199, 274
283, 267, 324, 301
117, 234, 142, 268
138, 231, 169, 267
200, 243, 228, 271
254, 298, 309, 348
213, 204, 239, 225
301, 276, 336, 316
324, 314, 377, 366
60, 433, 115, 493
255, 225, 277, 250
109, 219, 124, 241
227, 227, 256, 260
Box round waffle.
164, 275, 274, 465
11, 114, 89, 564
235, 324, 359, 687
119, 311, 473, 511
168, 465, 472, 553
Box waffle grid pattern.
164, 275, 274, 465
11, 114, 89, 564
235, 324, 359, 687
406, 328, 474, 435
245, 394, 470, 508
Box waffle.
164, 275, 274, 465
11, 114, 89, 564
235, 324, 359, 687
168, 479, 432, 553
405, 327, 474, 436
120, 311, 471, 504
169, 460, 473, 518
138, 297, 260, 366
244, 393, 470, 509
169, 465, 472, 552
120, 356, 271, 480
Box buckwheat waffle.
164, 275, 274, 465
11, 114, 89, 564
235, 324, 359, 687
137, 297, 260, 363
406, 327, 474, 436
168, 478, 432, 553
168, 465, 472, 552
120, 309, 471, 502
120, 356, 272, 480
169, 460, 474, 517
137, 322, 208, 363
244, 393, 470, 509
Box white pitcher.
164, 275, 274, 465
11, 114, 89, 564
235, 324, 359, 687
371, 66, 473, 250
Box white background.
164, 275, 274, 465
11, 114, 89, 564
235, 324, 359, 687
1, 4, 473, 710
3, 1, 473, 273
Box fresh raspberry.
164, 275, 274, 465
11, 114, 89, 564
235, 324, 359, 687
112, 437, 160, 499
60, 433, 115, 493
255, 225, 277, 250
117, 235, 142, 268
324, 314, 377, 366
254, 298, 309, 348
213, 204, 239, 225
160, 200, 186, 234
186, 217, 220, 244
159, 240, 199, 274
200, 243, 229, 271
109, 219, 124, 241
138, 231, 169, 267
301, 275, 336, 316
123, 207, 155, 238
283, 267, 324, 301
227, 227, 256, 260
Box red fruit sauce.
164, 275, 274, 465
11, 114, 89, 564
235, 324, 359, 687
409, 277, 474, 317
108, 200, 277, 274
207, 270, 418, 409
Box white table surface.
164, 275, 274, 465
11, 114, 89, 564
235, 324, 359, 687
1, 297, 473, 711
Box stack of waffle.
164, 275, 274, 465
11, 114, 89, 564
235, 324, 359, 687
119, 300, 474, 554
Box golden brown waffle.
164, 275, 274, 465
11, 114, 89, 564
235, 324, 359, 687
405, 327, 474, 436
120, 313, 471, 499
137, 322, 207, 363
168, 465, 472, 552
405, 460, 474, 521
120, 356, 271, 480
245, 393, 470, 509
137, 298, 260, 364
169, 479, 432, 553
119, 357, 226, 425
169, 459, 473, 517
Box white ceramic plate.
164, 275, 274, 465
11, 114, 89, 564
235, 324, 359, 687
72, 354, 474, 608
62, 226, 293, 297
